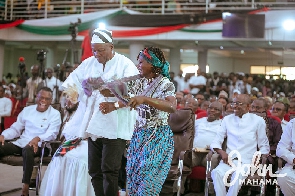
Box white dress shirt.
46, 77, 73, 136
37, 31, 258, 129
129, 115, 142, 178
62, 54, 139, 141
189, 75, 206, 94
281, 119, 288, 132
276, 119, 295, 166
210, 113, 270, 164
0, 97, 12, 123
193, 117, 222, 148
1, 105, 61, 148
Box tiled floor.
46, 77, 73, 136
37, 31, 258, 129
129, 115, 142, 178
0, 163, 204, 196
0, 163, 46, 196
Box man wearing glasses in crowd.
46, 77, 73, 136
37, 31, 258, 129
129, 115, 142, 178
271, 101, 289, 131
195, 93, 205, 107
249, 97, 283, 195
210, 94, 269, 196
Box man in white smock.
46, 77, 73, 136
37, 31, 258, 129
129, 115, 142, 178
61, 28, 138, 196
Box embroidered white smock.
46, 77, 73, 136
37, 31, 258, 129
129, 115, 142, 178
61, 54, 139, 140
210, 112, 270, 164
1, 105, 61, 148
193, 117, 222, 149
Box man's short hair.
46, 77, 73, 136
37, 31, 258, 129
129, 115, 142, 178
274, 100, 289, 112
256, 97, 268, 109
38, 87, 53, 94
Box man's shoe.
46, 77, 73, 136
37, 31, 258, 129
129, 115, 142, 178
29, 179, 36, 188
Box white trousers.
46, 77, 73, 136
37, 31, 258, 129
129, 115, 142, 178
211, 161, 248, 196
277, 165, 295, 196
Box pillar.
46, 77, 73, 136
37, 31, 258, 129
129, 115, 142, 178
198, 49, 208, 73
129, 42, 144, 65
169, 47, 181, 74
46, 45, 57, 69
0, 41, 4, 81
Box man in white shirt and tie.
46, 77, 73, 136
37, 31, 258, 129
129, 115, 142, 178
210, 94, 270, 196
0, 87, 61, 196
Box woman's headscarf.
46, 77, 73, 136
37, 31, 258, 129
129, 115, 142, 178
139, 48, 170, 79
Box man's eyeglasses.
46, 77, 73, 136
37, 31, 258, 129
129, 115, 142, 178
231, 102, 244, 107
272, 107, 283, 112
251, 105, 263, 111
207, 107, 220, 112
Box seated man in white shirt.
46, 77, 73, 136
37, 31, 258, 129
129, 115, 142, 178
0, 87, 61, 196
210, 94, 270, 196
276, 118, 295, 196
192, 101, 223, 167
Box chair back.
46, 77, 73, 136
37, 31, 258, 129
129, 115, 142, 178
168, 108, 195, 168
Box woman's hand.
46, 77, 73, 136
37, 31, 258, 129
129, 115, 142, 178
127, 96, 146, 109
99, 102, 116, 114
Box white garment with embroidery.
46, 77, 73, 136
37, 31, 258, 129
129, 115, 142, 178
62, 54, 139, 140
40, 102, 95, 196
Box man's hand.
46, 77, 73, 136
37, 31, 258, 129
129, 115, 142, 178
99, 102, 116, 114
216, 149, 229, 164
99, 89, 114, 97
0, 135, 4, 146
28, 137, 40, 153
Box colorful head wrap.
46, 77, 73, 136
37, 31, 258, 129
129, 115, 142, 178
139, 48, 170, 79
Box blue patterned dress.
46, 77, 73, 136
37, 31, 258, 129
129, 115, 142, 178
126, 75, 175, 195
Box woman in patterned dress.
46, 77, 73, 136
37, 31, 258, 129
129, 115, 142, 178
99, 46, 176, 195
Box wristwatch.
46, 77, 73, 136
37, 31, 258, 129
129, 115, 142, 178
114, 101, 119, 109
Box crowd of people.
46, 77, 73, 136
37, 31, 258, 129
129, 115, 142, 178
1, 27, 295, 196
